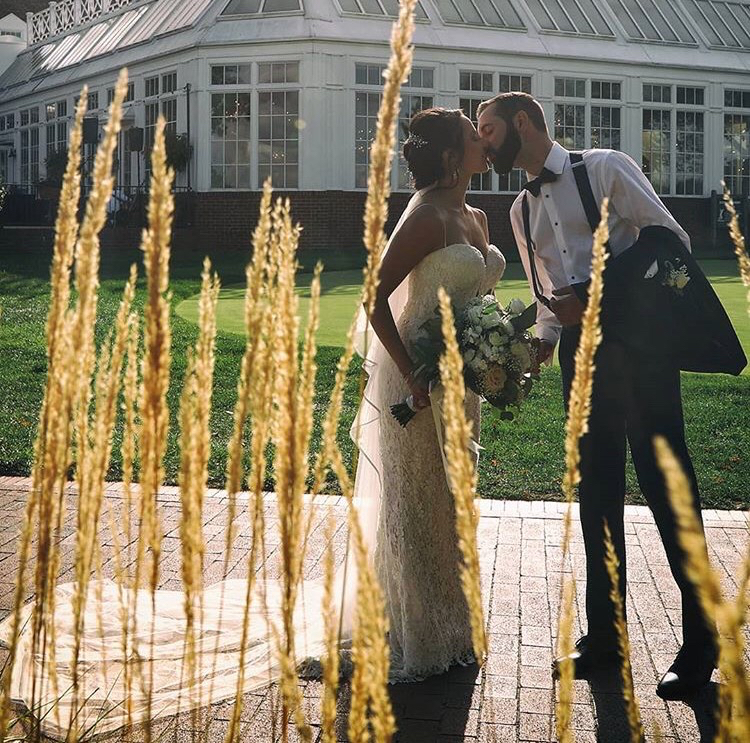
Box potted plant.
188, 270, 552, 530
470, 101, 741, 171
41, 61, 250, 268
164, 132, 192, 173
39, 147, 68, 200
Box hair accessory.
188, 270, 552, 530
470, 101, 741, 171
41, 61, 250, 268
405, 134, 428, 149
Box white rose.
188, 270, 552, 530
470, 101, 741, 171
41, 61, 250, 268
488, 331, 502, 347
508, 298, 526, 315
463, 349, 476, 364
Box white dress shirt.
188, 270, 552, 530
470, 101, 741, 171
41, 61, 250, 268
509, 142, 691, 346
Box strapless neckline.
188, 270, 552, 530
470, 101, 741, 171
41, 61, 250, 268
429, 242, 500, 269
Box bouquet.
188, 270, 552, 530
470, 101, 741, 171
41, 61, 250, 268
391, 296, 539, 427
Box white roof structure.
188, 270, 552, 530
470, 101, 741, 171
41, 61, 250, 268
1, 0, 749, 105
0, 0, 749, 199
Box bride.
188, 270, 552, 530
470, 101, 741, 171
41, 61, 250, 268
361, 107, 505, 681
0, 108, 505, 737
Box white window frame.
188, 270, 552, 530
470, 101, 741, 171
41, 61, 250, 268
723, 87, 750, 197
641, 81, 706, 196
207, 59, 302, 190
353, 62, 435, 191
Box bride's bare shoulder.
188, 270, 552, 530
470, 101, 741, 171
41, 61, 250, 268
390, 202, 445, 255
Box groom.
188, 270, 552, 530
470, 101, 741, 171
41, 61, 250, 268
477, 92, 717, 700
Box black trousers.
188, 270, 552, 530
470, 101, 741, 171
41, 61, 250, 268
559, 325, 714, 650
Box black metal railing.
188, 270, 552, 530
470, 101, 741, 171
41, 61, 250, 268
0, 183, 195, 228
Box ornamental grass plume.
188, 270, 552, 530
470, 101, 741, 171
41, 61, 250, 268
721, 182, 750, 317
128, 113, 174, 731
320, 515, 340, 743
313, 1, 417, 740
360, 0, 417, 322
0, 87, 87, 742
603, 522, 643, 742
436, 287, 486, 665
555, 198, 609, 743
269, 201, 320, 742
654, 436, 750, 743
223, 187, 279, 743
177, 259, 220, 705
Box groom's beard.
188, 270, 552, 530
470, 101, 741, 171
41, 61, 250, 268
487, 126, 522, 175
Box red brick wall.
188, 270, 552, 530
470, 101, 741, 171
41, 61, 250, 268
1, 192, 716, 257
192, 190, 712, 257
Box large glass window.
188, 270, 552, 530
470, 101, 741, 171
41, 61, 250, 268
258, 90, 299, 188
355, 91, 380, 189
676, 110, 703, 195
724, 90, 750, 196
553, 77, 621, 153
642, 108, 671, 194
210, 92, 251, 189
642, 83, 705, 195
398, 93, 433, 189
46, 122, 68, 157
355, 63, 433, 189
554, 77, 586, 150
211, 64, 252, 85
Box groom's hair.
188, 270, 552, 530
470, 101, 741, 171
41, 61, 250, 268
476, 93, 547, 133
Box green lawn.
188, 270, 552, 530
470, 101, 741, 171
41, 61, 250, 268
0, 241, 748, 508
176, 259, 750, 372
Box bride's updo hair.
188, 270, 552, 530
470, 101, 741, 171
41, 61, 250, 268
403, 108, 465, 190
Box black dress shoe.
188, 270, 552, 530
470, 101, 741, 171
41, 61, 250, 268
656, 644, 716, 701
552, 635, 620, 680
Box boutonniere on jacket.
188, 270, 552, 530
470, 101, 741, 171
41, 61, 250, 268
662, 259, 691, 295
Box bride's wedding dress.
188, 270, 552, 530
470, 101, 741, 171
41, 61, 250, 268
368, 231, 506, 682
0, 189, 505, 738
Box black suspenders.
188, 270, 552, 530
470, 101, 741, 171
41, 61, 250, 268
520, 151, 609, 310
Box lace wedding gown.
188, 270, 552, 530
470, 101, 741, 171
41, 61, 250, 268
0, 192, 506, 737
371, 239, 506, 682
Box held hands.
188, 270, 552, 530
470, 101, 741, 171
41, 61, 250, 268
549, 286, 586, 327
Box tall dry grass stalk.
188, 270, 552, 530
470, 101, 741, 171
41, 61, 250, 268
0, 88, 87, 740
177, 259, 220, 702
223, 185, 279, 743
654, 437, 750, 743
603, 523, 642, 742
360, 0, 417, 321
269, 200, 320, 743
436, 288, 486, 664
0, 71, 134, 740
312, 1, 417, 740
121, 114, 174, 735
320, 515, 339, 743
721, 183, 750, 317
133, 114, 174, 598
555, 198, 609, 743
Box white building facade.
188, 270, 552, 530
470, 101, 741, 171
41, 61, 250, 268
0, 0, 749, 249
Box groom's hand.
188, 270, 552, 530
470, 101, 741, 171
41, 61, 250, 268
550, 286, 585, 326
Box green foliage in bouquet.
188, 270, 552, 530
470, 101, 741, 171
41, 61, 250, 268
390, 296, 539, 426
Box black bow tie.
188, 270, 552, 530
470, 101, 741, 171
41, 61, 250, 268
522, 167, 558, 197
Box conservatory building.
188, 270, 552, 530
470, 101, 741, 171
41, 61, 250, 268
0, 0, 749, 250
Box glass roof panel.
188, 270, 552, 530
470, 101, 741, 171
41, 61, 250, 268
222, 0, 262, 12
329, 0, 427, 19
685, 0, 750, 48
431, 0, 525, 26
525, 0, 612, 34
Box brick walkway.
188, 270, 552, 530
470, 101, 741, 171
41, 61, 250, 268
0, 475, 747, 742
